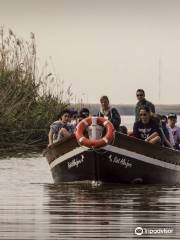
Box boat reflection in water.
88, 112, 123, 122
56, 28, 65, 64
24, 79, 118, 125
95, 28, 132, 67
43, 183, 179, 239
0, 157, 179, 239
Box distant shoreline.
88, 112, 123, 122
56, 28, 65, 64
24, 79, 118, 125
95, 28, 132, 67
83, 104, 180, 115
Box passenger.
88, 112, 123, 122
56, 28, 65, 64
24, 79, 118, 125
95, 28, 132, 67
135, 89, 155, 121
167, 113, 180, 150
133, 106, 161, 144
153, 114, 173, 148
161, 115, 168, 123
161, 115, 175, 147
70, 109, 78, 126
48, 109, 74, 146
97, 95, 121, 131
77, 108, 90, 124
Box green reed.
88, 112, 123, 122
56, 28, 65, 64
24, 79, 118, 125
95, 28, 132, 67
0, 27, 72, 153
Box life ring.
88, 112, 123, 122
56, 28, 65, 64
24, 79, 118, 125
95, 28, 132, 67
75, 116, 114, 148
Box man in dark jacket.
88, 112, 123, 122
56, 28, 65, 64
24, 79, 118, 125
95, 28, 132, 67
97, 95, 121, 131
135, 89, 155, 121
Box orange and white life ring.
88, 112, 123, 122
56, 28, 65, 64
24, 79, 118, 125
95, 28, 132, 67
75, 116, 114, 148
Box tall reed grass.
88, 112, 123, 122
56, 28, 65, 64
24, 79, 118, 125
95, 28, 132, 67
0, 27, 72, 154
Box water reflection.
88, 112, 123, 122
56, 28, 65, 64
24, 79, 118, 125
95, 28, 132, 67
44, 183, 180, 239
0, 157, 180, 239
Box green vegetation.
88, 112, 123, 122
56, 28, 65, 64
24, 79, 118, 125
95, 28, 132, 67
0, 28, 71, 154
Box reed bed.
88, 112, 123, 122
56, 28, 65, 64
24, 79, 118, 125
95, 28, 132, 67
0, 28, 71, 154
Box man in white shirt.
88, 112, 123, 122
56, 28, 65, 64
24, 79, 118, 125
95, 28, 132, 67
167, 113, 180, 150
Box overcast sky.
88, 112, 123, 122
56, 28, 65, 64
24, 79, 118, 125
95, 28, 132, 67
1, 0, 180, 104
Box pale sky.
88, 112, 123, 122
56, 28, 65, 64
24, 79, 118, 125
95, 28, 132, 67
1, 0, 180, 104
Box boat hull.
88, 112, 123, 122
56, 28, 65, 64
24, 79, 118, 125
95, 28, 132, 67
45, 135, 180, 184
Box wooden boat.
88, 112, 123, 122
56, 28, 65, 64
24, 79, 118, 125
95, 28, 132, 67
43, 130, 180, 184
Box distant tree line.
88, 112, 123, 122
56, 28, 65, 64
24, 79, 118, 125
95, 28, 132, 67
87, 104, 180, 116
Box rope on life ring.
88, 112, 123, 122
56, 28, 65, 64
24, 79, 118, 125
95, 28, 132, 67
75, 116, 114, 148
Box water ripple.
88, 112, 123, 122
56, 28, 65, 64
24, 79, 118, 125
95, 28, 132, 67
0, 157, 180, 239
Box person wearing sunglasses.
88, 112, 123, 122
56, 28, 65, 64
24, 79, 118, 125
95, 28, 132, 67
48, 109, 74, 146
133, 106, 161, 144
135, 89, 155, 121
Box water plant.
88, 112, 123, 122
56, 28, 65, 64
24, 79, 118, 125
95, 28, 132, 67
0, 27, 72, 154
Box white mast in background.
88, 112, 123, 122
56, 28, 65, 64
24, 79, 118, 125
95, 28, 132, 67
158, 57, 162, 103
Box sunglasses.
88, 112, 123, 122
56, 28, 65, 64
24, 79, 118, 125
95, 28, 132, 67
137, 94, 144, 97
140, 113, 148, 117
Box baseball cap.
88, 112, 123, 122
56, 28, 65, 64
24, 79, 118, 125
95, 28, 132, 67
167, 113, 177, 119
79, 108, 90, 118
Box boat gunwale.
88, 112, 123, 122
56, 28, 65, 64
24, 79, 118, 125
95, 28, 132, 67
43, 132, 180, 167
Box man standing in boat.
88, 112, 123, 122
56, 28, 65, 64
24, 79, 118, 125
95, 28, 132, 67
97, 95, 121, 131
135, 89, 155, 121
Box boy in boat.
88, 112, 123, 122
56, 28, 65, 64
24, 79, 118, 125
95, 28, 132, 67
48, 109, 74, 146
135, 89, 155, 121
77, 108, 90, 124
133, 106, 161, 144
167, 113, 180, 150
97, 95, 121, 131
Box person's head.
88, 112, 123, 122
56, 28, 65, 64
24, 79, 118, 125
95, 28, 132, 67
58, 109, 71, 123
79, 108, 89, 118
161, 115, 168, 124
77, 108, 90, 123
168, 113, 177, 128
136, 89, 145, 101
139, 106, 151, 124
100, 95, 110, 111
152, 113, 161, 125
69, 109, 78, 119
119, 125, 128, 134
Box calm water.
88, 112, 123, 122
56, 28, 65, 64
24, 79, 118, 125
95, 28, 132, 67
1, 116, 180, 239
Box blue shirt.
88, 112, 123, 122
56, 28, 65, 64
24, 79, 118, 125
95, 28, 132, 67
50, 121, 74, 142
